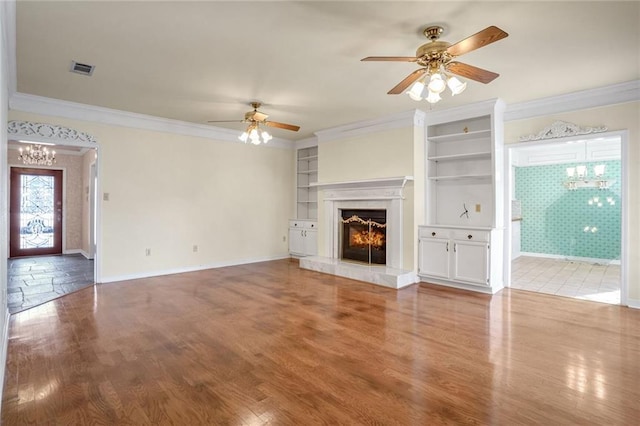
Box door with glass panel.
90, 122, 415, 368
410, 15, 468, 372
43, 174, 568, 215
10, 168, 63, 257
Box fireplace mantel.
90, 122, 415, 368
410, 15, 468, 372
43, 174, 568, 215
310, 176, 413, 191
299, 175, 417, 289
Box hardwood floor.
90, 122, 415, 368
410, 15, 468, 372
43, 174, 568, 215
2, 259, 639, 424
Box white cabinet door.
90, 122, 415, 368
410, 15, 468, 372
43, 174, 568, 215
419, 238, 450, 279
304, 229, 318, 256
452, 240, 489, 286
289, 228, 305, 255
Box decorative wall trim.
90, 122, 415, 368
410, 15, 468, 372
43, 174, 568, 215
8, 120, 98, 143
9, 93, 294, 149
314, 109, 425, 144
99, 254, 290, 284
505, 80, 640, 122
519, 120, 607, 142
426, 98, 505, 126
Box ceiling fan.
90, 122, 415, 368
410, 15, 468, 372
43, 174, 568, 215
208, 101, 300, 132
362, 25, 508, 103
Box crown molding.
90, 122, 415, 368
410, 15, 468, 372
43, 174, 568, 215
314, 109, 425, 144
425, 98, 505, 125
1, 0, 17, 96
9, 92, 294, 149
505, 80, 640, 122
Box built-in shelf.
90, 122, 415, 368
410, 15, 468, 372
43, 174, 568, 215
310, 176, 413, 190
428, 174, 492, 181
428, 152, 491, 162
296, 146, 318, 220
427, 129, 491, 143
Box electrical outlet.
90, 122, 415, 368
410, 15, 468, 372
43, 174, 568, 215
145, 248, 151, 256
475, 204, 481, 213
282, 235, 286, 242
193, 245, 198, 252
103, 192, 110, 201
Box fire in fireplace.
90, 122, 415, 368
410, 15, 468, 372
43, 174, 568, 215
340, 209, 386, 265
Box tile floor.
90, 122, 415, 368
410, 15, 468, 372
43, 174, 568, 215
511, 256, 620, 304
8, 254, 94, 313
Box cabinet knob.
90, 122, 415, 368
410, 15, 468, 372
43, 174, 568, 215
468, 234, 473, 239
431, 232, 436, 237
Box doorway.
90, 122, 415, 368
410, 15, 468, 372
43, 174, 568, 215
505, 132, 627, 305
9, 167, 63, 257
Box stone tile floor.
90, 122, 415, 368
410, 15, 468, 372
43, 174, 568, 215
511, 256, 620, 305
8, 254, 94, 313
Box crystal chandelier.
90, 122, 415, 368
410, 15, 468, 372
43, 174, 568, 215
18, 143, 56, 166
238, 122, 272, 145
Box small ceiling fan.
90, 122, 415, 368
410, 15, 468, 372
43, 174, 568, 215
362, 25, 508, 103
208, 102, 300, 130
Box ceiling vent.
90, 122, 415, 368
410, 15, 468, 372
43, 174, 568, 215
70, 61, 95, 76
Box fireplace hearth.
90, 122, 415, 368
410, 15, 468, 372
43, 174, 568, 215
340, 209, 386, 265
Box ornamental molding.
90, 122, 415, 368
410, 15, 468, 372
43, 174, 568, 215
519, 120, 607, 142
8, 120, 98, 144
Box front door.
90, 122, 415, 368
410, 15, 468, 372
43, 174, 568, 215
10, 167, 63, 257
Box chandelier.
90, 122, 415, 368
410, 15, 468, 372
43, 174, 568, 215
18, 143, 56, 166
238, 122, 272, 145
406, 67, 467, 104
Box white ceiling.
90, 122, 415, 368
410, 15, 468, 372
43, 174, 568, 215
14, 1, 640, 141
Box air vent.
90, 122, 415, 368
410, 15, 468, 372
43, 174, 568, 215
70, 61, 95, 76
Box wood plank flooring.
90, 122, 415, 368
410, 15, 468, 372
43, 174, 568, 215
2, 259, 639, 424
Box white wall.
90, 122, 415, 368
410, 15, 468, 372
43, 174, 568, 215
0, 0, 12, 408
505, 101, 640, 303
9, 110, 295, 282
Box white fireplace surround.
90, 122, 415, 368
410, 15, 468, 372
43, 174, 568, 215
300, 177, 417, 289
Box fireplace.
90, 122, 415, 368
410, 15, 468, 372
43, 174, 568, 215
340, 209, 386, 265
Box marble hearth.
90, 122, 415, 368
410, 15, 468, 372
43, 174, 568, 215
299, 177, 417, 289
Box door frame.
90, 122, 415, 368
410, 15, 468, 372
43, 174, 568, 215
6, 121, 102, 283
9, 166, 65, 257
503, 130, 628, 306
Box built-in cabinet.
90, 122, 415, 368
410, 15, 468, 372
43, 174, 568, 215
289, 220, 317, 257
418, 99, 505, 294
290, 146, 318, 256
296, 146, 318, 220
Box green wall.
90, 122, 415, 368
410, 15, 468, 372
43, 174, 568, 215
515, 160, 621, 260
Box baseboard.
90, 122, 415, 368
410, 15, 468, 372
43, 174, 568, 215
519, 252, 620, 265
0, 307, 10, 413
100, 255, 290, 284
627, 299, 640, 309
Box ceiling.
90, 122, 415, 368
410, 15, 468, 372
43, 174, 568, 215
14, 1, 640, 141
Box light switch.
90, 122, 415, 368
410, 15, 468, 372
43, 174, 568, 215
475, 204, 481, 212
103, 193, 110, 201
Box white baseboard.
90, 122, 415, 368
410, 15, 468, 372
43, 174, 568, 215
99, 255, 290, 284
627, 299, 640, 309
519, 252, 620, 265
63, 249, 94, 259
0, 307, 10, 413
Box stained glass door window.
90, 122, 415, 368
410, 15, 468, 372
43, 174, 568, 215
10, 168, 63, 257
19, 174, 56, 249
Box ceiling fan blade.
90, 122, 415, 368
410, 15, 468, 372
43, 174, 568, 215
361, 56, 418, 62
207, 120, 245, 123
387, 68, 427, 94
446, 26, 508, 57
264, 121, 300, 132
447, 61, 499, 84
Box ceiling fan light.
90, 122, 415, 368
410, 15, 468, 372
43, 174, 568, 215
447, 76, 467, 95
406, 80, 425, 101
239, 132, 249, 142
261, 131, 272, 143
425, 90, 442, 104
427, 73, 446, 94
